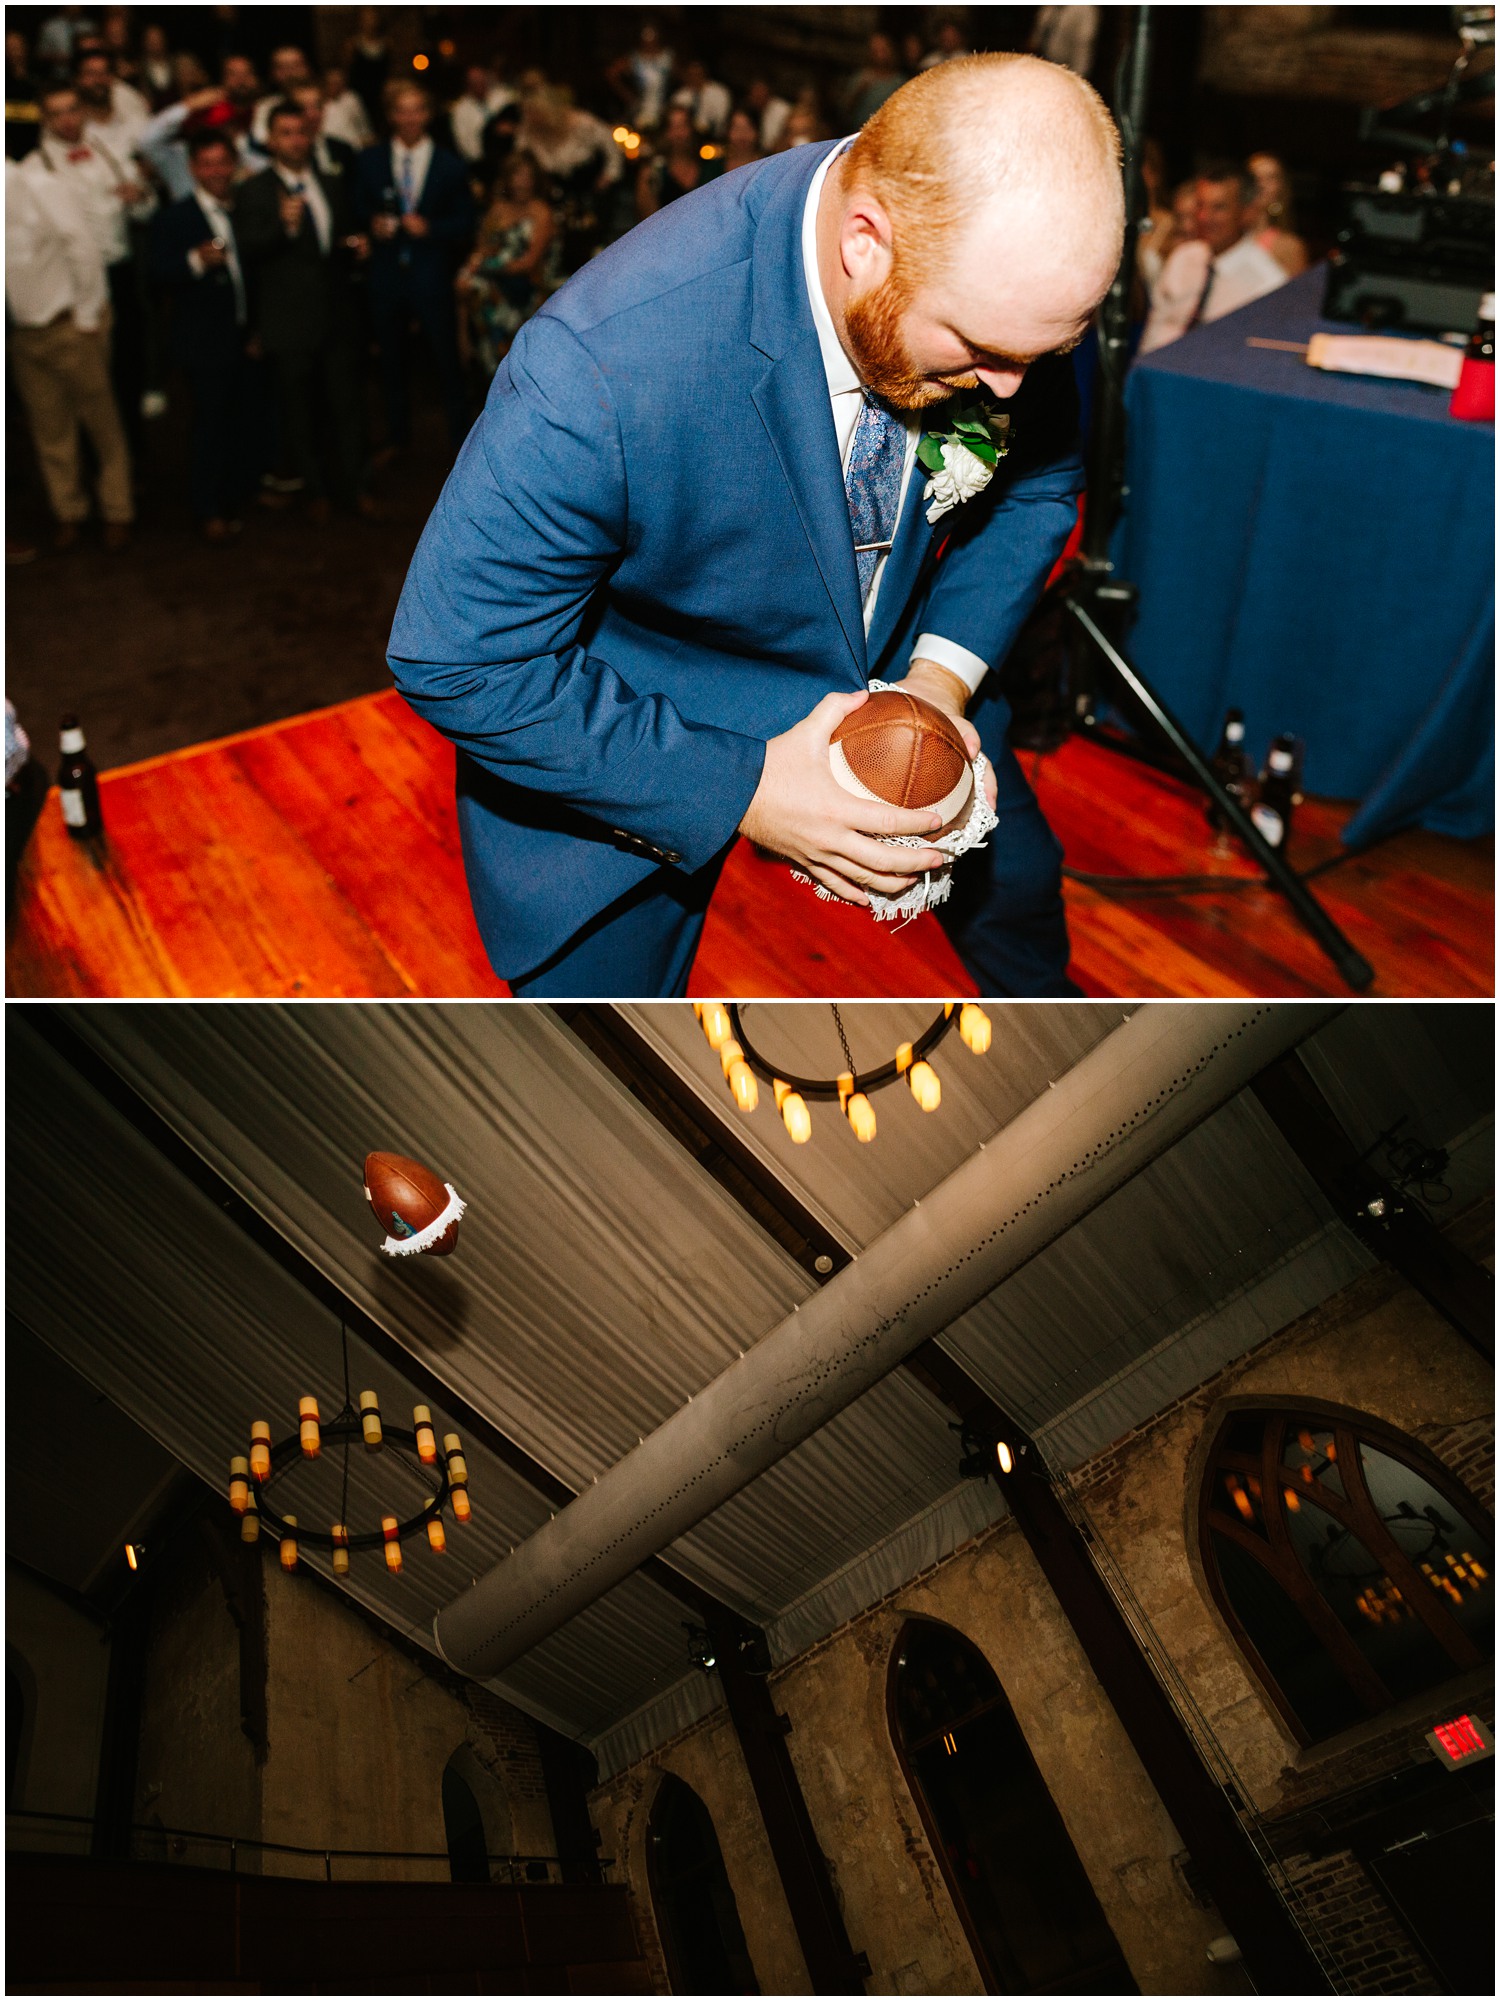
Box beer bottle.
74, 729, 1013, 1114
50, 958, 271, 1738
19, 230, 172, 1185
1206, 708, 1254, 834
1251, 735, 1299, 850
57, 715, 102, 839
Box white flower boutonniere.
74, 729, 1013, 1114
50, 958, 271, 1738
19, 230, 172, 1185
919, 399, 1010, 524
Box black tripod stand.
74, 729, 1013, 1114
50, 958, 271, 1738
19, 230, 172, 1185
1058, 7, 1376, 993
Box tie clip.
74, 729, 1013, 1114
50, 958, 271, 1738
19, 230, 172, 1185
853, 538, 894, 554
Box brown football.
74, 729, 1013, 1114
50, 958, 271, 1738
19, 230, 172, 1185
363, 1151, 461, 1257
830, 689, 974, 834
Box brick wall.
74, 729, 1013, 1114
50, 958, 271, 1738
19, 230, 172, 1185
461, 1687, 554, 1813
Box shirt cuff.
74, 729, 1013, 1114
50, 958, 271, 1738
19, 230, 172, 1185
910, 632, 990, 696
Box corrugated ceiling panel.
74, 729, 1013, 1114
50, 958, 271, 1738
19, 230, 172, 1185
6, 1020, 703, 1742
936, 1091, 1362, 1436
6, 1319, 183, 1595
661, 1370, 967, 1615
624, 1001, 1129, 1247
58, 1003, 814, 1487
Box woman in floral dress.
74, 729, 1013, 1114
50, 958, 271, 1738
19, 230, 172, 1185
458, 150, 556, 381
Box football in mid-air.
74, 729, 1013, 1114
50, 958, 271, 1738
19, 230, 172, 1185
830, 689, 974, 834
363, 1152, 464, 1258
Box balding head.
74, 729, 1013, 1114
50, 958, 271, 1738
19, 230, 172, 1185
821, 54, 1124, 409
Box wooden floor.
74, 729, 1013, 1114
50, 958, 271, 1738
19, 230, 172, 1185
7, 691, 1492, 999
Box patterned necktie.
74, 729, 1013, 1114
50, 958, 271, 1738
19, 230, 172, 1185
399, 151, 416, 212
844, 390, 906, 604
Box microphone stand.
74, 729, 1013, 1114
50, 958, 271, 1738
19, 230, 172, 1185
1059, 6, 1375, 993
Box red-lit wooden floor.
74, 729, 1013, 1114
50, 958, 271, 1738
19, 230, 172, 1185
6, 691, 1492, 999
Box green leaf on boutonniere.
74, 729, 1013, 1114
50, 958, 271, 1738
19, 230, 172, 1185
962, 436, 999, 467
916, 436, 947, 474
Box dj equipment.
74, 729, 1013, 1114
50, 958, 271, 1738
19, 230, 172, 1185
1325, 186, 1494, 335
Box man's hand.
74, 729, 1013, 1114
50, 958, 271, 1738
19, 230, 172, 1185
400, 210, 429, 238
740, 689, 951, 906
372, 212, 400, 239
897, 657, 998, 812
193, 237, 228, 270
278, 190, 306, 233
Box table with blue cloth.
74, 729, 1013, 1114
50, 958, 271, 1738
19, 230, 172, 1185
1111, 264, 1494, 845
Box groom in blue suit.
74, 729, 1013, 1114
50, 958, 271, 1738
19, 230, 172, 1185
390, 55, 1123, 995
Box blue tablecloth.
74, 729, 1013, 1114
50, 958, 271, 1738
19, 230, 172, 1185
1111, 266, 1494, 844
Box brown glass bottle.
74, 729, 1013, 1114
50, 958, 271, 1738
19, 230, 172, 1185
57, 715, 103, 839
1205, 708, 1254, 834
1251, 734, 1299, 850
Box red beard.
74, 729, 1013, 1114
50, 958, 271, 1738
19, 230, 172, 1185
843, 262, 982, 411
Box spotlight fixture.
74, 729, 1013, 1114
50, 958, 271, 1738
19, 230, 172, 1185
954, 1421, 1025, 1483
683, 1622, 718, 1673
233, 1328, 470, 1576
693, 1003, 991, 1145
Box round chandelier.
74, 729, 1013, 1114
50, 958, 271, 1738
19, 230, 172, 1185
692, 1001, 992, 1144
228, 1329, 471, 1576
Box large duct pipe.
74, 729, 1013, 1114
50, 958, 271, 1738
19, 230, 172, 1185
436, 1003, 1339, 1679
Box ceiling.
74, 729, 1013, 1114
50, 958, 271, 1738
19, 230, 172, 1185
7, 1001, 1491, 1775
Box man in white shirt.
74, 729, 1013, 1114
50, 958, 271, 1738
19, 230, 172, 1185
671, 60, 731, 141
73, 45, 149, 156
318, 65, 374, 154
250, 45, 313, 148
745, 79, 791, 154
26, 78, 156, 449
1140, 163, 1291, 355
449, 64, 515, 165
5, 155, 133, 547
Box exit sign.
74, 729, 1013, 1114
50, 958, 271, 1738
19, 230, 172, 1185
1426, 1714, 1494, 1768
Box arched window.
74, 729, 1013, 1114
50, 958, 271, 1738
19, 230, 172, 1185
1200, 1406, 1494, 1744
647, 1772, 759, 1994
888, 1620, 1135, 1995
442, 1760, 491, 1883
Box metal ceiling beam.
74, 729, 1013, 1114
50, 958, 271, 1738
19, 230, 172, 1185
436, 1005, 1339, 1680
1251, 1054, 1493, 1361
553, 1004, 852, 1281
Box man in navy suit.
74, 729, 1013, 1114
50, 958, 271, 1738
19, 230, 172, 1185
390, 56, 1123, 996
353, 83, 474, 456
149, 129, 260, 537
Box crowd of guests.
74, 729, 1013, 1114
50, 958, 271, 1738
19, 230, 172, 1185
4, 5, 1313, 565
4, 9, 992, 561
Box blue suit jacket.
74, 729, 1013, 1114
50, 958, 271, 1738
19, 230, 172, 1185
389, 140, 1083, 979
352, 141, 474, 302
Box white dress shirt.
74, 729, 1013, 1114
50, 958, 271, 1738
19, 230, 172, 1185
672, 79, 732, 139
189, 186, 247, 324
273, 161, 332, 253
5, 159, 108, 330
24, 130, 152, 265
801, 144, 991, 694
391, 135, 434, 211
451, 85, 515, 164
321, 89, 374, 153
1139, 233, 1291, 355
82, 80, 151, 160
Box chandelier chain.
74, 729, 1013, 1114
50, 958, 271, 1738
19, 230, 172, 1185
832, 1005, 857, 1083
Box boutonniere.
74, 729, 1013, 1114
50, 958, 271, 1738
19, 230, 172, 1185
918, 398, 1011, 524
